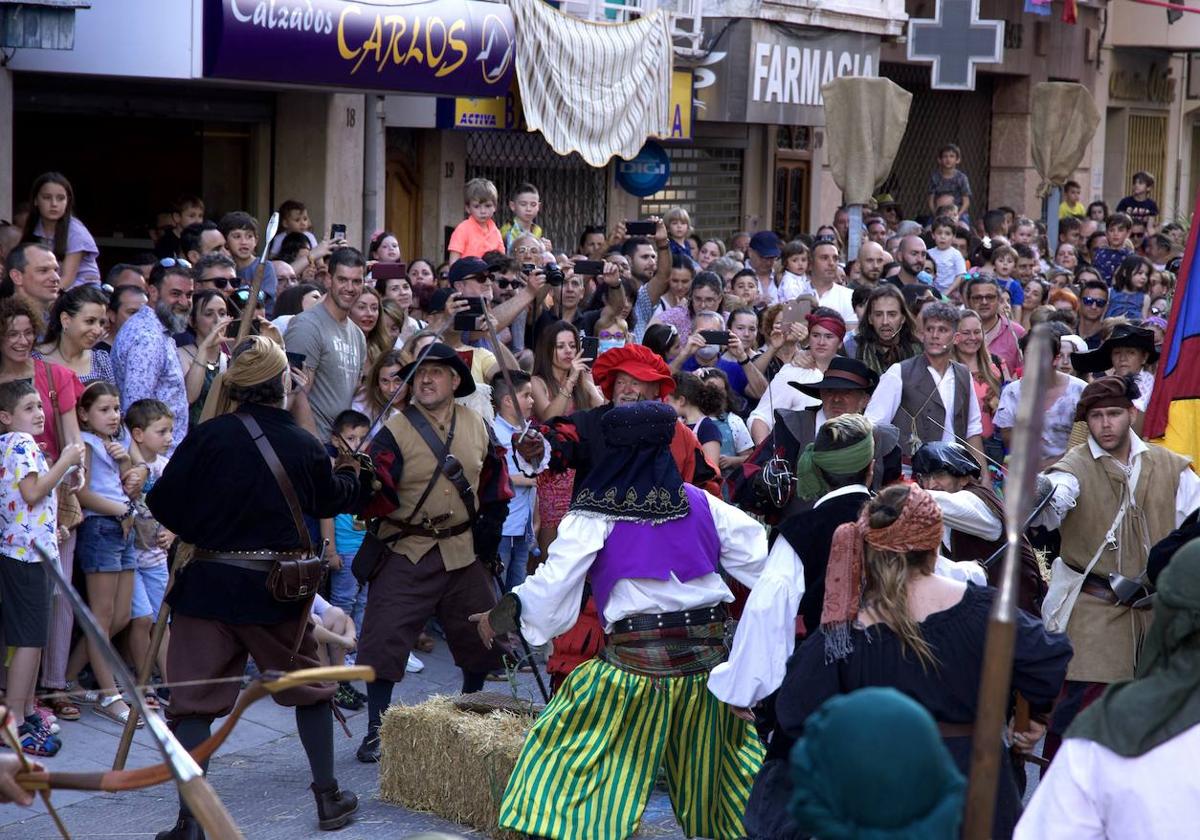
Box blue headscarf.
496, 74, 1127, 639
571, 402, 688, 524
790, 688, 965, 839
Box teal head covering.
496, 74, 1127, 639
789, 687, 965, 839
1067, 536, 1200, 756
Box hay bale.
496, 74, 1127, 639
379, 695, 536, 837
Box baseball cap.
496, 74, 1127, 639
448, 257, 490, 285
748, 231, 781, 258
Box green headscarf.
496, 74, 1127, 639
795, 433, 875, 500
789, 687, 965, 840
1067, 536, 1200, 757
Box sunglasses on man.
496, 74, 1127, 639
1081, 296, 1108, 308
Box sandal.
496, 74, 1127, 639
94, 694, 142, 727
41, 696, 80, 722
67, 684, 102, 706
142, 691, 161, 711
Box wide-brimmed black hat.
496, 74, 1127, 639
790, 356, 879, 399
398, 342, 476, 397
1071, 323, 1159, 374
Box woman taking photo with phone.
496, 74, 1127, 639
177, 289, 232, 429
531, 321, 601, 558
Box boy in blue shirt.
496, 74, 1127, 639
490, 371, 545, 592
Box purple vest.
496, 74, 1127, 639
588, 484, 721, 618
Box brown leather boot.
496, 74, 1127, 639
311, 781, 358, 830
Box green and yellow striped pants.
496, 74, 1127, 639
498, 658, 764, 840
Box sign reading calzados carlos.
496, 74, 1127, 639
697, 19, 879, 125
203, 0, 515, 97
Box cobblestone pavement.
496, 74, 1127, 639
1, 642, 686, 839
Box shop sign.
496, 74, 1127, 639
438, 70, 694, 140
696, 19, 879, 126
616, 141, 671, 197
203, 0, 515, 97
1109, 57, 1176, 105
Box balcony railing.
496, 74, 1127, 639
556, 0, 703, 53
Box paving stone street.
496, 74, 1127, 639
1, 643, 684, 839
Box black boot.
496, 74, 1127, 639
355, 732, 380, 763
154, 814, 205, 840
312, 780, 359, 830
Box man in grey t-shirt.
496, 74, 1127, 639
286, 248, 367, 439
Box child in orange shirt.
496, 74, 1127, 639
448, 177, 504, 264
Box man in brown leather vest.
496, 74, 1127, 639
912, 441, 1046, 615
865, 302, 987, 473
1037, 375, 1200, 759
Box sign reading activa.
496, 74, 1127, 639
203, 0, 515, 97
697, 19, 879, 126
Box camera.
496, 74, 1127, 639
544, 263, 565, 286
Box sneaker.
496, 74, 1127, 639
334, 683, 364, 711
356, 733, 381, 763
32, 703, 59, 733
19, 717, 61, 757
406, 653, 424, 674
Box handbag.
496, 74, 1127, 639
1042, 502, 1127, 634
235, 414, 326, 603
43, 361, 83, 531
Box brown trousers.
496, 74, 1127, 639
357, 546, 502, 683
166, 612, 333, 720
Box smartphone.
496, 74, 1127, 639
285, 351, 307, 369
580, 335, 600, 362
330, 223, 347, 241
372, 262, 407, 281
699, 330, 731, 346
225, 319, 260, 339
573, 259, 605, 277
460, 296, 486, 315
780, 295, 817, 326
625, 220, 656, 236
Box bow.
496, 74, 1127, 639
16, 665, 374, 796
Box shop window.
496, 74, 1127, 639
639, 147, 744, 243
465, 132, 607, 253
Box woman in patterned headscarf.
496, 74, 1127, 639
744, 484, 1073, 840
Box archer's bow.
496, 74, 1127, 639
16, 666, 374, 795
29, 541, 242, 838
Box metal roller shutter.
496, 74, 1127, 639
638, 145, 744, 243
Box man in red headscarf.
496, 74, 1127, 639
510, 343, 720, 689
514, 343, 720, 496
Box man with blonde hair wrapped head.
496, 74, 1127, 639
147, 336, 369, 839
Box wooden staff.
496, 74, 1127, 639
235, 212, 279, 345
112, 542, 186, 770
963, 324, 1052, 838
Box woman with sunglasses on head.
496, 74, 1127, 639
176, 289, 233, 430
35, 284, 115, 386
20, 172, 101, 288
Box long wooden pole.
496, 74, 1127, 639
112, 544, 186, 770
962, 324, 1052, 838
235, 213, 279, 345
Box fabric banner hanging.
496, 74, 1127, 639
508, 0, 673, 167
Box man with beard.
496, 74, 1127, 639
285, 247, 368, 440
852, 285, 922, 375
1036, 375, 1200, 761
896, 235, 929, 286
112, 260, 192, 450
866, 301, 986, 472
855, 240, 888, 289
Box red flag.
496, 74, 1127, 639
1062, 0, 1078, 23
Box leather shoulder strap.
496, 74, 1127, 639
236, 413, 312, 552
402, 404, 476, 519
